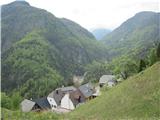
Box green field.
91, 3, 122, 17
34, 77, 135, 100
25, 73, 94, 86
1, 108, 60, 120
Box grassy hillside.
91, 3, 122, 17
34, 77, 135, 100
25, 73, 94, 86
1, 108, 60, 120
67, 62, 160, 120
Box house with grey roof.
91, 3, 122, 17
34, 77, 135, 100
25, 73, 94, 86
99, 75, 117, 87
59, 86, 77, 92
78, 83, 95, 100
47, 89, 64, 109
33, 97, 51, 111
21, 97, 51, 112
60, 89, 85, 110
47, 86, 77, 110
21, 84, 97, 113
21, 99, 36, 112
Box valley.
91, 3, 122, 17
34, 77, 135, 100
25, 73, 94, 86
1, 1, 160, 120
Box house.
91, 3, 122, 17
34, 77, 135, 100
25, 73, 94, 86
21, 99, 36, 112
99, 75, 117, 87
47, 86, 77, 110
69, 89, 85, 104
107, 80, 117, 87
120, 71, 127, 79
92, 86, 101, 97
48, 86, 85, 110
33, 97, 51, 112
60, 89, 85, 110
61, 93, 75, 110
78, 83, 95, 100
21, 97, 51, 112
47, 89, 64, 109
60, 86, 77, 92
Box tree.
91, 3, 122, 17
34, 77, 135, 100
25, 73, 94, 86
139, 59, 146, 72
121, 59, 139, 76
156, 43, 160, 60
148, 48, 157, 66
84, 61, 111, 83
1, 92, 12, 109
11, 92, 22, 110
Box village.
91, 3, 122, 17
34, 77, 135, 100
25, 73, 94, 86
21, 74, 122, 113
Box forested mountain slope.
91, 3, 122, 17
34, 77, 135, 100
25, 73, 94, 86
1, 1, 108, 98
102, 11, 160, 59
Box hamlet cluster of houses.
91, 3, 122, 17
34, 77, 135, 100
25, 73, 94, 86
21, 75, 118, 113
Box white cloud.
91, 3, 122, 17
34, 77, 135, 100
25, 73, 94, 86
0, 0, 159, 30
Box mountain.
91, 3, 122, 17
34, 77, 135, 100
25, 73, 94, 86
91, 28, 111, 40
102, 11, 160, 59
67, 62, 160, 119
1, 1, 95, 53
1, 1, 108, 98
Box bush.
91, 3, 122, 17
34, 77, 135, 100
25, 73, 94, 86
11, 92, 22, 110
1, 92, 12, 109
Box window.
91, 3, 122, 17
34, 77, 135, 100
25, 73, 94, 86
78, 96, 81, 102
51, 105, 56, 108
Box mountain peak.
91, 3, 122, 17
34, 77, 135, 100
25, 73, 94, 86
135, 11, 157, 16
6, 0, 30, 6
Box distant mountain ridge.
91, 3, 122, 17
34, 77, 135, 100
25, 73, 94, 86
102, 11, 160, 59
1, 1, 108, 98
91, 28, 111, 40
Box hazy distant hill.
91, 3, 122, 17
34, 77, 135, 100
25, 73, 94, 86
102, 11, 160, 58
1, 1, 108, 98
91, 28, 111, 40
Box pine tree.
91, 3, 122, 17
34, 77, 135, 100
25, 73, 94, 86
156, 43, 160, 60
149, 49, 157, 66
139, 59, 146, 72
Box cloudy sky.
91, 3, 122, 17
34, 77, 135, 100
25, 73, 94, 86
0, 0, 159, 30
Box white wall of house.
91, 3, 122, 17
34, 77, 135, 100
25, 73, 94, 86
61, 93, 75, 110
92, 86, 101, 96
47, 97, 57, 110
